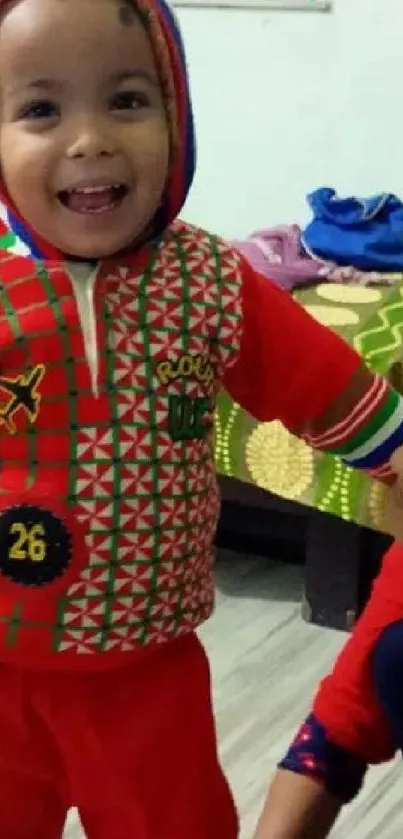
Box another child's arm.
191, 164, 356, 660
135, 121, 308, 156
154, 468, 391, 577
252, 714, 368, 839
253, 768, 341, 839
252, 530, 403, 839
224, 259, 403, 482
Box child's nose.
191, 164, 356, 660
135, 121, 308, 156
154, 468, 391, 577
66, 118, 116, 159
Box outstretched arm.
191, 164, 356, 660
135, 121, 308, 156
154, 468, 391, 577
224, 258, 403, 483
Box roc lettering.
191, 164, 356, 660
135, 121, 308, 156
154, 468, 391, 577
156, 354, 214, 391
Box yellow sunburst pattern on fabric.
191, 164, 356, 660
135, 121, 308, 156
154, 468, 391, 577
246, 421, 314, 500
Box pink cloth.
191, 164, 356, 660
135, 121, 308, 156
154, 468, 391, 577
234, 225, 401, 291
233, 225, 329, 291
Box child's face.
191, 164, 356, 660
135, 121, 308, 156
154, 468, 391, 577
0, 0, 170, 258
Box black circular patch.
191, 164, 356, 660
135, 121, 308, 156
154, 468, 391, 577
0, 505, 72, 588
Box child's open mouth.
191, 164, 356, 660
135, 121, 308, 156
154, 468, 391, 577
58, 184, 128, 215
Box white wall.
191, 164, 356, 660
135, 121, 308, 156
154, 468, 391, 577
178, 0, 403, 238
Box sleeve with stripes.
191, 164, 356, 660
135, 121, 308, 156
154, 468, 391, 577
223, 258, 403, 481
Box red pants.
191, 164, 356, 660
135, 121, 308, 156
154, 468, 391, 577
0, 633, 238, 839
314, 541, 403, 764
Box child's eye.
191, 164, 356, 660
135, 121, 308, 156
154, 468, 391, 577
111, 91, 149, 111
19, 100, 59, 121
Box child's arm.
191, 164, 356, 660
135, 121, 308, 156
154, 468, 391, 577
253, 769, 341, 839
224, 258, 403, 481
254, 535, 403, 839
251, 713, 368, 839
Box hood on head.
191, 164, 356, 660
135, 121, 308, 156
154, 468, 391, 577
136, 0, 196, 235
0, 0, 196, 260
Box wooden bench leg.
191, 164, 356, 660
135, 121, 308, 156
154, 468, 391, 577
302, 512, 391, 632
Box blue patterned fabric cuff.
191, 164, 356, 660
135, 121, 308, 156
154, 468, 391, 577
279, 713, 368, 804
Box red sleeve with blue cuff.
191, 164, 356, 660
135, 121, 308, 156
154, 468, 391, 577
224, 258, 403, 479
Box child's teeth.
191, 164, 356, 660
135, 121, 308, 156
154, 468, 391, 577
61, 184, 125, 214
77, 187, 110, 194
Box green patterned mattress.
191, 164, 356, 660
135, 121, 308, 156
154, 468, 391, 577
216, 281, 403, 533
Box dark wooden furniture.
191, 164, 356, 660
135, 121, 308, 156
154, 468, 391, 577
217, 476, 392, 631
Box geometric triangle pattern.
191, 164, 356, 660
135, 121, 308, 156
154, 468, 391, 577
0, 221, 243, 662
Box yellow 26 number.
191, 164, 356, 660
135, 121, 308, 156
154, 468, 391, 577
9, 522, 47, 563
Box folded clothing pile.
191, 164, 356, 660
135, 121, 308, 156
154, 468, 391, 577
234, 188, 403, 292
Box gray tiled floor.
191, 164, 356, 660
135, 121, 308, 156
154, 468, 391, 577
64, 551, 403, 837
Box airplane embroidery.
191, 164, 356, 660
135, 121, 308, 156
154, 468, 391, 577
0, 364, 45, 434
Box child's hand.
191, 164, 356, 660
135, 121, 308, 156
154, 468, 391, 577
391, 446, 403, 478
384, 448, 403, 543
